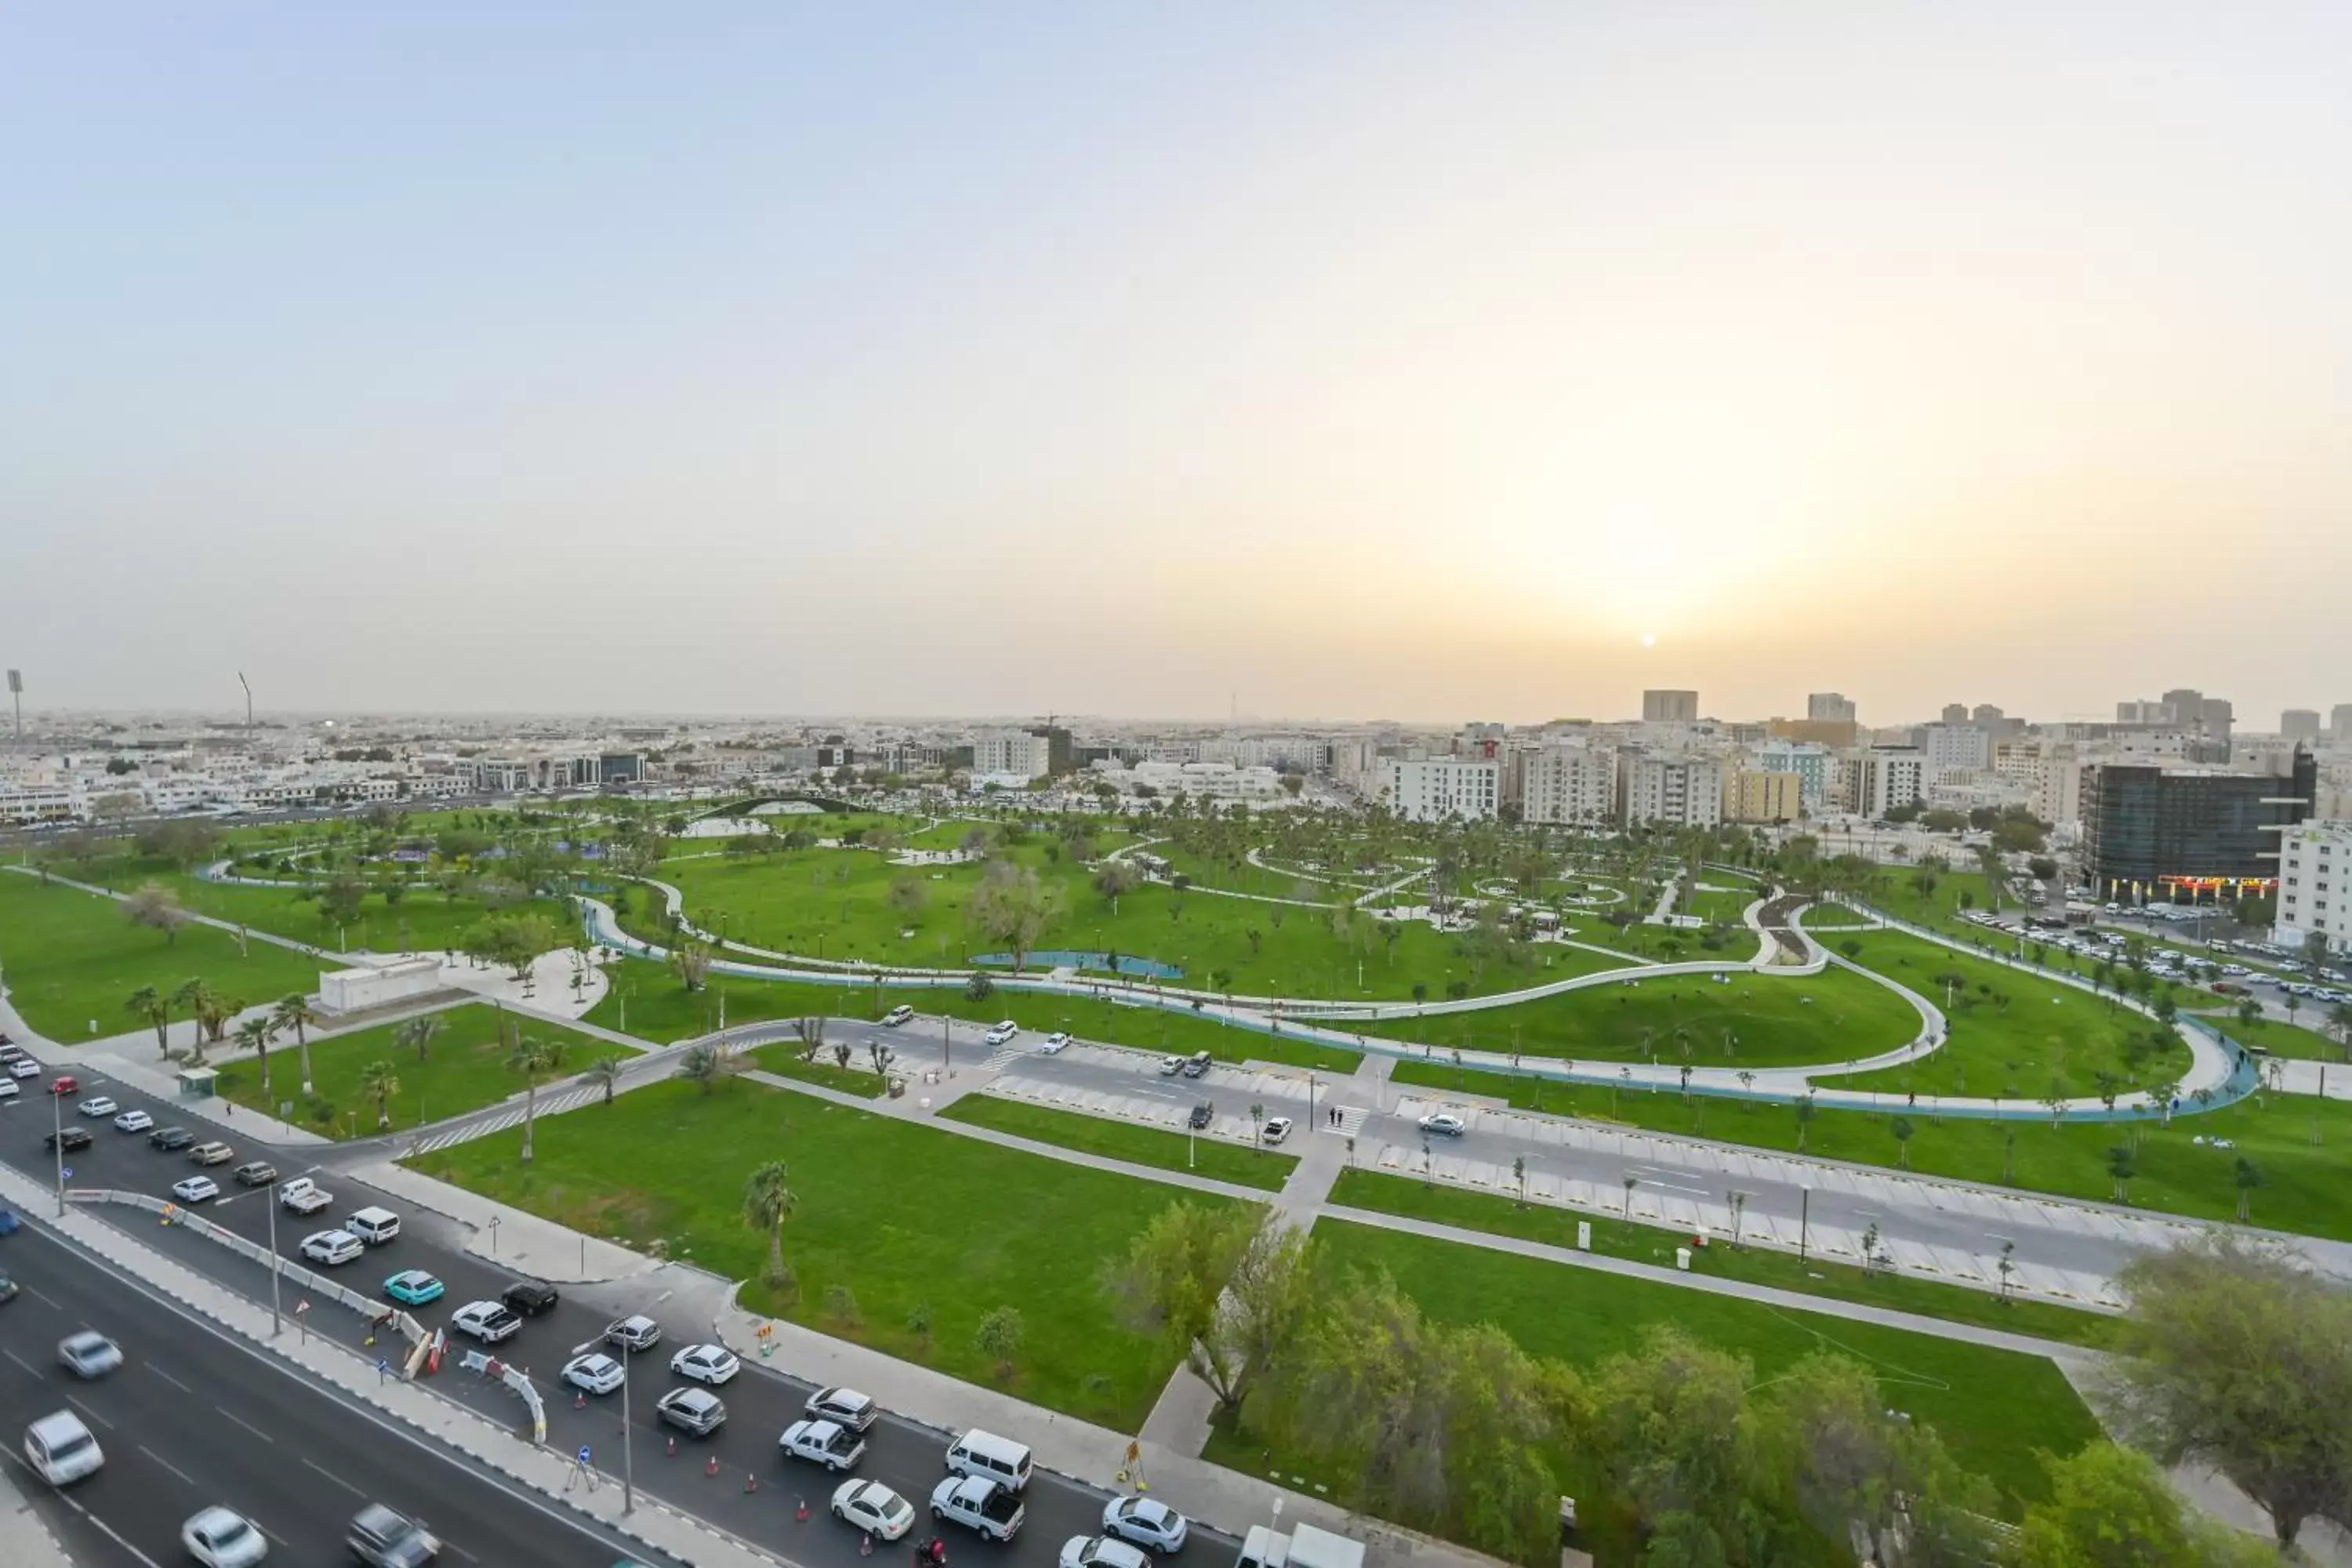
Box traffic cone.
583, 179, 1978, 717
666, 1436, 676, 1457
574, 1391, 586, 1410
706, 1454, 720, 1476
796, 1498, 810, 1523
745, 1471, 758, 1493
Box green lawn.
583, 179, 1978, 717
1816, 929, 2190, 1097
1357, 963, 1921, 1068
941, 1094, 1299, 1192
2210, 1011, 2350, 1063
1300, 1218, 2097, 1517
1390, 1056, 2352, 1241
746, 1042, 888, 1098
1327, 1169, 2120, 1349
209, 1004, 620, 1135
0, 872, 321, 1043
405, 1077, 1250, 1428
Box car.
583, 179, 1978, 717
1040, 1032, 1073, 1054
0, 1272, 17, 1304
182, 1504, 269, 1567
1187, 1102, 1213, 1131
883, 1004, 915, 1026
561, 1352, 626, 1396
172, 1175, 220, 1203
1062, 1535, 1155, 1568
300, 1231, 364, 1267
111, 1108, 152, 1133
44, 1127, 93, 1152
932, 1475, 1025, 1542
75, 1096, 119, 1118
1102, 1496, 1189, 1553
1157, 1054, 1185, 1076
383, 1269, 445, 1306
279, 1178, 332, 1214
500, 1280, 561, 1317
779, 1417, 866, 1471
7, 1058, 38, 1079
1180, 1051, 1212, 1078
670, 1343, 740, 1385
49, 1075, 78, 1096
0, 1078, 16, 1102
606, 1313, 662, 1352
983, 1021, 1018, 1046
24, 1410, 103, 1486
347, 1502, 440, 1566
234, 1160, 279, 1186
189, 1141, 235, 1166
150, 1126, 196, 1151
1418, 1111, 1467, 1137
655, 1386, 726, 1436
451, 1301, 523, 1344
57, 1331, 123, 1379
1259, 1116, 1293, 1146
832, 1479, 917, 1541
805, 1385, 880, 1432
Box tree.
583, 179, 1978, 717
314, 872, 368, 931
582, 1054, 626, 1105
669, 939, 713, 993
1588, 1326, 1762, 1563
1092, 861, 1141, 915
963, 971, 994, 1003
967, 861, 1063, 972
505, 1034, 567, 1161
2107, 1144, 2136, 1203
466, 912, 557, 978
1889, 1115, 1915, 1170
974, 1305, 1025, 1377
1103, 1200, 1258, 1399
2102, 1232, 2352, 1551
394, 1012, 445, 1063
742, 1160, 798, 1293
678, 1041, 740, 1095
270, 994, 323, 1094
123, 881, 190, 944
357, 1059, 401, 1128
1793, 1093, 1817, 1153
231, 1014, 276, 1097
125, 985, 172, 1055
2018, 1440, 2277, 1568
2233, 1156, 2263, 1222
885, 876, 929, 924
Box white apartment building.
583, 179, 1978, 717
1992, 738, 2085, 826
1919, 724, 1991, 782
1101, 760, 1284, 800
1617, 753, 1722, 829
1752, 740, 1831, 812
1845, 746, 1925, 818
1381, 758, 1500, 822
2276, 821, 2352, 955
1512, 745, 1616, 826
970, 728, 1053, 780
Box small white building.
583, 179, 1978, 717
318, 956, 446, 1014
1381, 758, 1500, 822
2276, 821, 2352, 956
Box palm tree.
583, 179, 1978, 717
677, 1042, 739, 1095
581, 1055, 626, 1106
172, 979, 223, 1064
232, 1014, 278, 1097
125, 985, 172, 1056
742, 1160, 798, 1291
505, 1035, 567, 1163
395, 1013, 447, 1063
357, 1059, 402, 1128
270, 994, 323, 1094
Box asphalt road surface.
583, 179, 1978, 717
0, 1066, 1237, 1568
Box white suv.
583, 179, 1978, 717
983, 1022, 1018, 1046
299, 1230, 364, 1266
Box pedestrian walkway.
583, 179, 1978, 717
401, 1087, 603, 1156
0, 1457, 78, 1567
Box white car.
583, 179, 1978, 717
1259, 1116, 1293, 1146
832, 1479, 916, 1541
1417, 1111, 1467, 1138
182, 1505, 269, 1567
1062, 1536, 1154, 1568
172, 1176, 221, 1204
605, 1313, 662, 1352
1102, 1495, 1189, 1553
562, 1353, 626, 1396
1040, 1033, 1073, 1054
780, 1417, 866, 1472
670, 1343, 740, 1386
24, 1410, 103, 1486
76, 1096, 119, 1119
983, 1021, 1018, 1046
0, 1078, 18, 1101
58, 1332, 124, 1379
451, 1301, 523, 1344
805, 1385, 879, 1431
299, 1230, 363, 1267
9, 1059, 39, 1079
112, 1109, 153, 1133
882, 1005, 915, 1026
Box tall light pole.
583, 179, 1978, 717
575, 1323, 635, 1514
51, 1084, 66, 1215
5, 669, 20, 742
1798, 1184, 1813, 1264
265, 1178, 284, 1334
238, 671, 252, 731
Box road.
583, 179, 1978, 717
0, 1065, 1235, 1568
0, 1223, 662, 1568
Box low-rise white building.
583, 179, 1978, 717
1844, 746, 1925, 818
1617, 753, 1722, 829
1098, 760, 1285, 800
971, 728, 1053, 780
1511, 744, 1616, 826
2276, 821, 2352, 956
1381, 758, 1499, 822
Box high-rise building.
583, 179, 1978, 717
2282, 710, 2323, 741
2333, 704, 2352, 742
2079, 750, 2316, 898
1846, 746, 1924, 818
1381, 757, 1499, 822
1920, 724, 1991, 781
971, 728, 1054, 779
1721, 770, 1802, 823
1806, 692, 1857, 724
1642, 690, 1699, 724
1940, 702, 1969, 725
1511, 745, 1616, 826
2275, 820, 2352, 954
1617, 752, 1722, 828
1970, 704, 2005, 725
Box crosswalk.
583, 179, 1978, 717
405, 1087, 598, 1156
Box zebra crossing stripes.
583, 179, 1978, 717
405, 1087, 598, 1156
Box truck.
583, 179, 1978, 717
1234, 1523, 1365, 1568
279, 1177, 332, 1216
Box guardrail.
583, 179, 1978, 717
456, 1348, 549, 1443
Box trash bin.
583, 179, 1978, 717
1675, 1247, 1691, 1271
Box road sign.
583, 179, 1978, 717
376, 1358, 390, 1374
59, 1167, 71, 1181
295, 1299, 310, 1315
578, 1446, 593, 1466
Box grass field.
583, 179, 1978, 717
2207, 1011, 2350, 1063
209, 1003, 617, 1135
0, 872, 321, 1044
1327, 1169, 2120, 1349
406, 1077, 1250, 1427
941, 1094, 1300, 1191
1817, 930, 2190, 1097
1357, 963, 1921, 1068
745, 1043, 888, 1098
1391, 1055, 2352, 1240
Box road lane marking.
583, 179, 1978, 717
216, 1405, 273, 1441
444, 1542, 483, 1564
24, 1284, 61, 1309
2, 1348, 39, 1377
148, 1365, 191, 1392
139, 1443, 195, 1485
0, 1444, 165, 1567
303, 1457, 364, 1496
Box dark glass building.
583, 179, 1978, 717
2080, 748, 2315, 899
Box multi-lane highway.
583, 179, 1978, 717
0, 1063, 1236, 1568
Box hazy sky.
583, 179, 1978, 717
5, 5, 2350, 727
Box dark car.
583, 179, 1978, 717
1187, 1102, 1213, 1131
500, 1280, 561, 1317
148, 1126, 196, 1152
0, 1271, 19, 1303
44, 1127, 93, 1152
233, 1160, 278, 1187
347, 1501, 439, 1566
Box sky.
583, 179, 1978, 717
4, 4, 2350, 728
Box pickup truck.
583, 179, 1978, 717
279, 1178, 332, 1215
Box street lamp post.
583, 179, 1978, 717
576, 1324, 636, 1515
1798, 1185, 1813, 1264
51, 1085, 65, 1216
265, 1179, 284, 1334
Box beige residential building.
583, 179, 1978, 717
1722, 769, 1803, 823
1511, 744, 1617, 826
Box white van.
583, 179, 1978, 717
944, 1428, 1033, 1492
346, 1207, 401, 1246
25, 1410, 103, 1486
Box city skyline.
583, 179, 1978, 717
7, 4, 2352, 721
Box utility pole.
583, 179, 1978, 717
238, 672, 253, 731
6, 669, 20, 742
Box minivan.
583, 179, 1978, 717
944, 1428, 1033, 1492
882, 1005, 914, 1027
25, 1410, 103, 1486
347, 1207, 402, 1245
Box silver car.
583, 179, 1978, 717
58, 1331, 123, 1380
